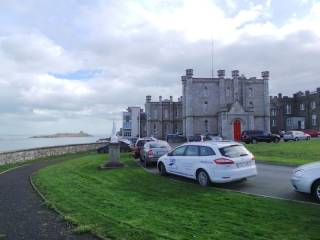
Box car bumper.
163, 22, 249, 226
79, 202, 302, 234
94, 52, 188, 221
210, 165, 257, 183
290, 176, 311, 194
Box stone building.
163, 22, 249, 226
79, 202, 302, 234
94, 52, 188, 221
145, 96, 183, 139
145, 69, 270, 140
270, 88, 320, 133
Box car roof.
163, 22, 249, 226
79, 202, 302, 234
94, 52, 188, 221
180, 141, 242, 148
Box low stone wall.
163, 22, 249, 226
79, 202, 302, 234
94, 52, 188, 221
0, 142, 107, 166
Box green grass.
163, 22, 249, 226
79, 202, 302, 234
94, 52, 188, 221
0, 151, 95, 174
33, 153, 320, 240
245, 139, 320, 165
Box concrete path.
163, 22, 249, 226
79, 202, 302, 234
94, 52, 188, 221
141, 161, 318, 204
0, 160, 99, 240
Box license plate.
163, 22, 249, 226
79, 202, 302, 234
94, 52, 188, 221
236, 161, 251, 168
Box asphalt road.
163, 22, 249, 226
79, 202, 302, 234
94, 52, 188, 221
0, 160, 98, 240
143, 162, 318, 204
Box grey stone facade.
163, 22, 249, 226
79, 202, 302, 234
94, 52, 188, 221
270, 88, 320, 133
145, 69, 270, 140
145, 96, 183, 139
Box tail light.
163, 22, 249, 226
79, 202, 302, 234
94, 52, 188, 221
148, 149, 154, 157
214, 158, 234, 164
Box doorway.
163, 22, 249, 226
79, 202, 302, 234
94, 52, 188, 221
233, 120, 241, 141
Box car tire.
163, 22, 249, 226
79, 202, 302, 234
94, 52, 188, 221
197, 170, 210, 187
284, 140, 288, 142
251, 139, 257, 144
311, 180, 320, 203
307, 137, 310, 141
159, 162, 167, 176
273, 138, 280, 143
295, 137, 299, 141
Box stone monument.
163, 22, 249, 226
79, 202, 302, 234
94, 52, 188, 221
100, 120, 125, 169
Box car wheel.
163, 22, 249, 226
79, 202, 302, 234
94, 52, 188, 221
252, 139, 257, 144
273, 138, 280, 143
312, 180, 320, 203
307, 137, 310, 141
284, 140, 288, 142
197, 170, 210, 187
294, 137, 299, 141
159, 162, 167, 176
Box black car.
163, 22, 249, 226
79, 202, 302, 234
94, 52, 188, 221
241, 130, 280, 144
97, 140, 132, 153
166, 134, 187, 143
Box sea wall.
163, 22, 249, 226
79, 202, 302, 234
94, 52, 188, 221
0, 142, 106, 166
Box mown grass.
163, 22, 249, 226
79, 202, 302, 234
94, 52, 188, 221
0, 151, 95, 174
245, 139, 320, 165
33, 153, 320, 240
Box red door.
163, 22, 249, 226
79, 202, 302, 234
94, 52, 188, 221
233, 120, 241, 141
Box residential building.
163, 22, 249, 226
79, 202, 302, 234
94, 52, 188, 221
122, 107, 147, 138
270, 88, 320, 133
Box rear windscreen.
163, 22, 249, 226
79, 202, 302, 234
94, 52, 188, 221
149, 142, 169, 148
219, 145, 250, 158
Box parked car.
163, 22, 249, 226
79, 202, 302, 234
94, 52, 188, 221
187, 135, 202, 142
97, 140, 132, 153
166, 134, 187, 143
133, 137, 155, 159
291, 161, 320, 203
157, 141, 257, 186
140, 140, 171, 167
303, 129, 320, 138
205, 135, 223, 141
283, 131, 311, 142
241, 130, 280, 144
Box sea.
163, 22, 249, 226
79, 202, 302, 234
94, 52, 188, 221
0, 134, 106, 153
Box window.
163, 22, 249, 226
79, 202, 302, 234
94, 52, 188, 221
204, 120, 209, 134
312, 114, 317, 126
171, 146, 187, 156
248, 87, 253, 97
219, 145, 250, 158
164, 109, 169, 119
153, 123, 157, 136
272, 119, 277, 127
185, 146, 199, 156
175, 109, 178, 117
153, 109, 157, 118
287, 118, 292, 126
286, 104, 292, 114
163, 124, 167, 135
226, 87, 231, 97
300, 103, 305, 111
204, 101, 208, 113
204, 86, 208, 97
200, 146, 215, 156
271, 109, 277, 116
311, 101, 316, 110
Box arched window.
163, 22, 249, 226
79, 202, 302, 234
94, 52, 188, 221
204, 86, 208, 97
204, 101, 208, 113
204, 120, 209, 134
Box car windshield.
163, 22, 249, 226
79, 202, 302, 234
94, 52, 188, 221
219, 145, 250, 158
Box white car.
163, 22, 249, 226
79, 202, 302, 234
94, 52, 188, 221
157, 141, 257, 186
283, 131, 311, 142
291, 162, 320, 202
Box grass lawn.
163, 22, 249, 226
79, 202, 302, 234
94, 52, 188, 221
245, 139, 320, 165
0, 151, 95, 174
33, 153, 320, 240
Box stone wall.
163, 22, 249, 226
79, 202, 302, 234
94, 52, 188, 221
0, 142, 106, 166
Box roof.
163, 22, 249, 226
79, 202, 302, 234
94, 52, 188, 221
180, 141, 242, 148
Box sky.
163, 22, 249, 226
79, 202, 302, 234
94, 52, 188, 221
0, 0, 320, 136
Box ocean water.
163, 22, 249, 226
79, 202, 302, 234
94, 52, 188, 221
0, 134, 106, 152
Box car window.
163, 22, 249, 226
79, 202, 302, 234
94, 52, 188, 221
185, 146, 199, 156
149, 142, 169, 148
171, 146, 187, 156
219, 145, 250, 158
199, 146, 215, 156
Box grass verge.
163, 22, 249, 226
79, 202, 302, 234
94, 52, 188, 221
33, 153, 320, 240
246, 139, 320, 165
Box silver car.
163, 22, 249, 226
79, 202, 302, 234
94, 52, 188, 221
140, 140, 171, 167
283, 131, 311, 142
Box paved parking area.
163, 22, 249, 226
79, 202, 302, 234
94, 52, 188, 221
139, 160, 317, 204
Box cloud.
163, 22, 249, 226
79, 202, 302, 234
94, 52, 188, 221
0, 0, 320, 135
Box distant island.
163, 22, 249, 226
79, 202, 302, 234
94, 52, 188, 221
31, 131, 92, 138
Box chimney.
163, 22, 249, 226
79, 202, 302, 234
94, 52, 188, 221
170, 96, 173, 102
262, 71, 269, 80
217, 70, 225, 78
232, 70, 239, 78
305, 91, 310, 96
146, 95, 151, 102
159, 96, 162, 102
278, 93, 282, 98
186, 69, 193, 78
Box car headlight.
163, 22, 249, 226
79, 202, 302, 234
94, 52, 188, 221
293, 169, 305, 177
